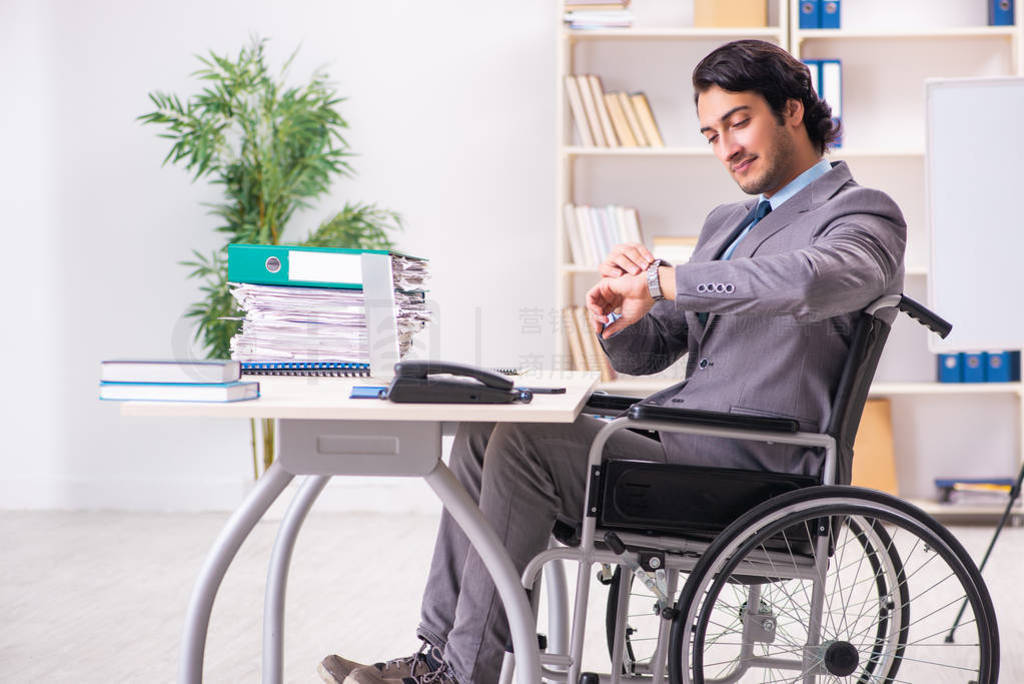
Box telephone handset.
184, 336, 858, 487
385, 361, 532, 404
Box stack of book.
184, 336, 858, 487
99, 360, 259, 402
935, 477, 1015, 506
562, 306, 616, 382
563, 204, 643, 268
227, 245, 431, 376
564, 1, 633, 29
565, 75, 664, 148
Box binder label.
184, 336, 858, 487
289, 250, 363, 284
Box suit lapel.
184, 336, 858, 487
700, 161, 853, 335
693, 204, 754, 263
729, 161, 852, 261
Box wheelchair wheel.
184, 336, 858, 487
669, 486, 999, 684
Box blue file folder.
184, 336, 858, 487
799, 0, 820, 29
989, 0, 1014, 26
986, 351, 1020, 382
937, 353, 962, 383
820, 0, 841, 29
962, 352, 988, 383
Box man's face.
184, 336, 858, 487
697, 85, 797, 197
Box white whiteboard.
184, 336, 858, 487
927, 77, 1024, 352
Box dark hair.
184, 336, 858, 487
692, 40, 839, 153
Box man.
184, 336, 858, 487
320, 39, 905, 684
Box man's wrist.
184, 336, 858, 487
657, 265, 676, 300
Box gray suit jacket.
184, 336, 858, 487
600, 161, 906, 482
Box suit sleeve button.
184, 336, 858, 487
698, 358, 710, 369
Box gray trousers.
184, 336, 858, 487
416, 415, 666, 683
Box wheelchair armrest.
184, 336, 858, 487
584, 393, 642, 414
627, 404, 800, 433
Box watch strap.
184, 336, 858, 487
646, 259, 665, 301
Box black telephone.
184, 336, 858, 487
385, 361, 532, 404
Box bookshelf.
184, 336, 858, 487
554, 0, 1024, 516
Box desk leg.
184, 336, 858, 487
263, 475, 331, 684
423, 461, 542, 684
179, 460, 294, 684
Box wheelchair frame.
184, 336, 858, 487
499, 295, 999, 683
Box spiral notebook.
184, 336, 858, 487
241, 361, 371, 377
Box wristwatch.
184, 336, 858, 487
646, 259, 665, 301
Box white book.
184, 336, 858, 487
564, 75, 594, 147
100, 359, 241, 384
614, 205, 631, 244
575, 75, 608, 147
574, 205, 600, 267
587, 75, 619, 147
563, 204, 586, 266
822, 60, 842, 118
99, 381, 260, 403
624, 207, 643, 244
589, 207, 612, 264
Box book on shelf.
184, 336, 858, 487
630, 93, 665, 147
935, 477, 1015, 505
99, 380, 259, 403
564, 75, 594, 147
100, 359, 241, 384
563, 8, 634, 29
564, 204, 644, 268
565, 0, 630, 9
565, 76, 664, 149
652, 236, 699, 265
586, 75, 620, 147
228, 244, 431, 376
568, 306, 616, 382
575, 75, 608, 147
604, 93, 637, 146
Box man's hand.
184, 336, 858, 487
599, 242, 655, 278
586, 272, 655, 338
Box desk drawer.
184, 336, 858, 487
278, 419, 441, 476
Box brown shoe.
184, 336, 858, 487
344, 642, 447, 683
318, 654, 369, 683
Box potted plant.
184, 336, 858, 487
140, 37, 402, 477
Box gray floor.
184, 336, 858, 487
1, 509, 1021, 683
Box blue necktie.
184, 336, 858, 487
720, 199, 772, 261
698, 200, 772, 325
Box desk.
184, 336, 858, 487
121, 371, 599, 684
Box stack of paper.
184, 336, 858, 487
229, 284, 429, 362
227, 246, 431, 374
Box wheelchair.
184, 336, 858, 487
501, 295, 1000, 683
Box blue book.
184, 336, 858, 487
99, 380, 259, 402
798, 0, 820, 29
986, 351, 1020, 382
962, 352, 988, 383
989, 0, 1014, 26
937, 353, 962, 382
820, 0, 841, 29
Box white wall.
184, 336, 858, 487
1, 0, 557, 511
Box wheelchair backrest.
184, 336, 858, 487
824, 295, 952, 485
